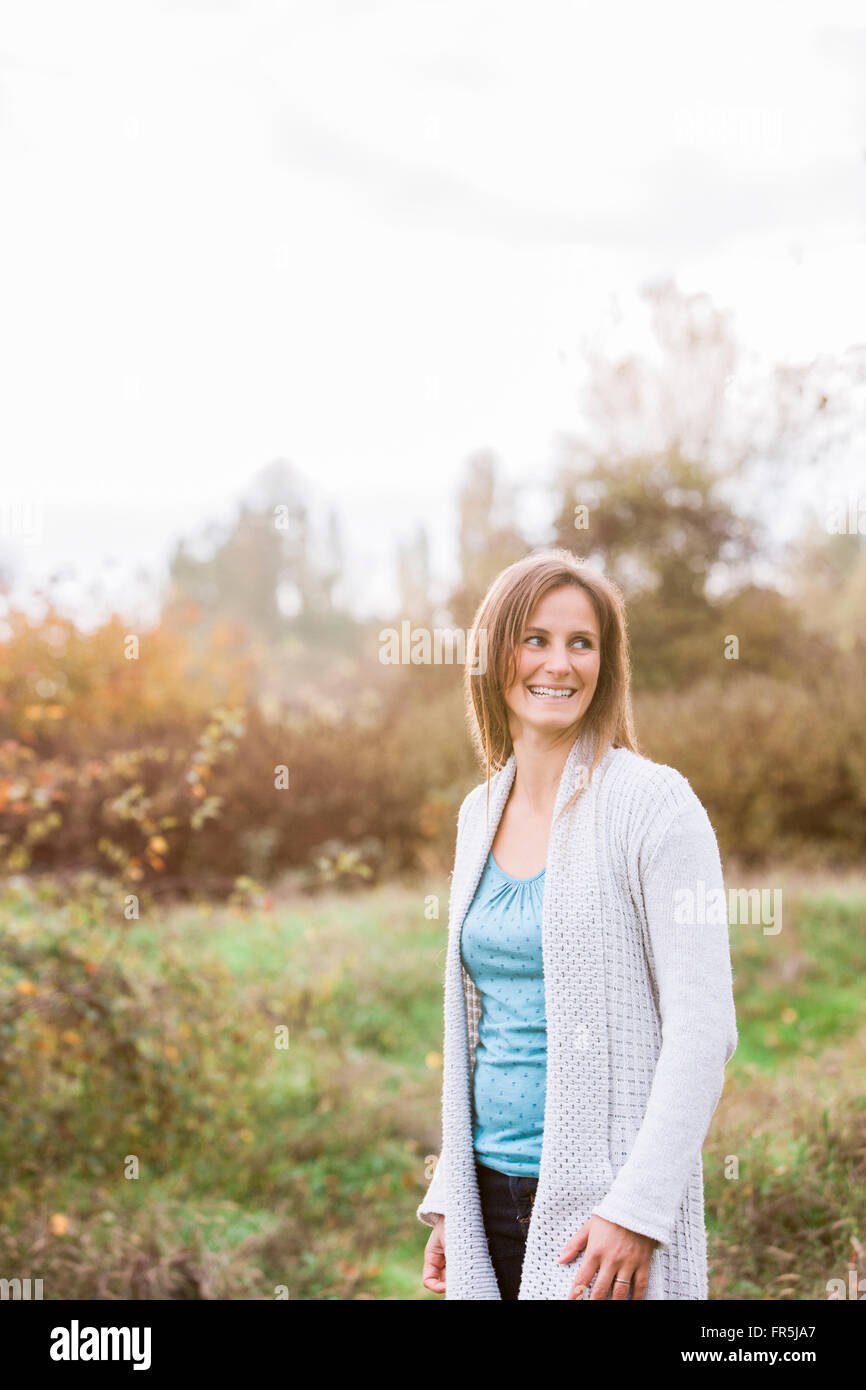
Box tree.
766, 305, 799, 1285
447, 449, 531, 628
547, 279, 859, 689
163, 458, 348, 641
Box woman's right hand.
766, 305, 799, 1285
421, 1215, 446, 1295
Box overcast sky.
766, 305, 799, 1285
1, 0, 865, 624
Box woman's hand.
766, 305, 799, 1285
559, 1214, 657, 1300
421, 1215, 446, 1295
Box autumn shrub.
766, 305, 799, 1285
2, 599, 865, 886
634, 643, 866, 865
0, 875, 224, 1182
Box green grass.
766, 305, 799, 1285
1, 875, 863, 1299
728, 894, 866, 1070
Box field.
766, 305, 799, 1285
1, 864, 864, 1300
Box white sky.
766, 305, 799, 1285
1, 0, 864, 624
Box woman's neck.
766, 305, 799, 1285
508, 727, 580, 815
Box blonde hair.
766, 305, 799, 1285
464, 547, 641, 823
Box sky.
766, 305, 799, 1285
1, 0, 864, 625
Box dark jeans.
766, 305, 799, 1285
475, 1157, 539, 1300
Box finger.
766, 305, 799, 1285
559, 1221, 590, 1262
589, 1261, 616, 1301
568, 1254, 597, 1300
422, 1256, 444, 1286
610, 1268, 634, 1301
422, 1251, 446, 1294
631, 1269, 649, 1301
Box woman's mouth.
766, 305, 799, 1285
527, 685, 577, 700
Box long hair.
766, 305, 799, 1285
464, 547, 641, 823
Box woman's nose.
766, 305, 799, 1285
545, 649, 571, 672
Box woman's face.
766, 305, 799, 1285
503, 584, 601, 738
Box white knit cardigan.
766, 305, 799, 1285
417, 728, 738, 1300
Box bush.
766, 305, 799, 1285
634, 648, 866, 864
0, 876, 222, 1181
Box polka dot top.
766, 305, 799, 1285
460, 848, 547, 1177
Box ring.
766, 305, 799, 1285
614, 1278, 631, 1285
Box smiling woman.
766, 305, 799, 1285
418, 547, 738, 1300
487, 585, 601, 881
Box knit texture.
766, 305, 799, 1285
417, 728, 738, 1300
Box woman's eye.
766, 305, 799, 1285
525, 636, 591, 648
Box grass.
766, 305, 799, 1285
728, 893, 866, 1069
0, 871, 863, 1299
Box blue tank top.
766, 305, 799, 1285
460, 849, 547, 1176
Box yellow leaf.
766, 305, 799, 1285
15, 979, 38, 995
164, 1045, 180, 1063
49, 1213, 69, 1236
425, 1052, 442, 1070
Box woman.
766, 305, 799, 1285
418, 549, 738, 1300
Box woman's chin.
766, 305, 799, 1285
513, 700, 587, 734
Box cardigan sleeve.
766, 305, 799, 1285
415, 787, 476, 1228
591, 783, 738, 1247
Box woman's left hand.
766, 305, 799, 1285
559, 1214, 657, 1300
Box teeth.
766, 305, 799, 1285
529, 687, 574, 698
